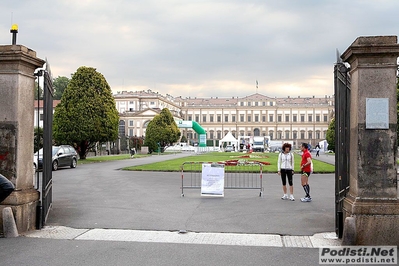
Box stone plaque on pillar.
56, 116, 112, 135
366, 98, 389, 129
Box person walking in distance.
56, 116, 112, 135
277, 143, 295, 201
315, 144, 320, 157
300, 143, 313, 202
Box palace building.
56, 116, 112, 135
114, 89, 334, 149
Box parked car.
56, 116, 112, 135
225, 145, 234, 152
34, 145, 78, 171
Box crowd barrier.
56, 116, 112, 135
180, 161, 264, 197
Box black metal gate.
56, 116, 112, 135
35, 61, 54, 228
334, 53, 351, 238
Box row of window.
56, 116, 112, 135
186, 130, 327, 140
187, 114, 329, 123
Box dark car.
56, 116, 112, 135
34, 145, 78, 171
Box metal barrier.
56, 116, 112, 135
180, 161, 264, 197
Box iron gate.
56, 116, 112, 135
35, 61, 54, 228
334, 53, 351, 238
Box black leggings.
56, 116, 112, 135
281, 169, 293, 186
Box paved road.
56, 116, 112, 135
1, 152, 341, 266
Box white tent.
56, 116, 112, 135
220, 132, 239, 151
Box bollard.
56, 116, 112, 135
2, 207, 18, 238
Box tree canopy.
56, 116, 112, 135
144, 108, 181, 153
53, 76, 70, 100
326, 118, 335, 152
53, 66, 119, 159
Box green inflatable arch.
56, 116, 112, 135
176, 120, 206, 147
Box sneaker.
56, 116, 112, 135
300, 197, 312, 202
281, 194, 288, 200
289, 195, 295, 201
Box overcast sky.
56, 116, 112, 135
1, 0, 398, 98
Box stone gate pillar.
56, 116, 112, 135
0, 45, 45, 234
341, 36, 399, 245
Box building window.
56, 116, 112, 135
285, 115, 289, 122
129, 101, 134, 104
217, 115, 221, 122
324, 115, 328, 122
248, 102, 251, 106
308, 115, 312, 122
195, 115, 199, 122
39, 114, 44, 121
316, 131, 320, 139
301, 115, 305, 122
262, 115, 266, 122
129, 108, 134, 111
240, 115, 244, 122
224, 115, 228, 122
217, 131, 221, 139
269, 131, 274, 140
247, 115, 251, 122
150, 101, 155, 105
270, 102, 274, 106
269, 115, 273, 122
285, 131, 290, 139
129, 120, 134, 127
255, 102, 258, 106
293, 115, 297, 122
240, 102, 244, 106
316, 115, 320, 122
210, 115, 214, 122
255, 115, 259, 122
293, 132, 297, 139
262, 102, 266, 106
278, 115, 282, 122
300, 131, 305, 139
203, 115, 207, 122
232, 115, 236, 122
277, 131, 282, 139
210, 131, 214, 139
308, 132, 313, 139
188, 115, 192, 121
129, 129, 133, 136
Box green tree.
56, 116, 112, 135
53, 76, 70, 100
326, 118, 335, 152
180, 135, 187, 143
34, 127, 44, 152
34, 81, 43, 100
144, 108, 181, 153
53, 66, 119, 159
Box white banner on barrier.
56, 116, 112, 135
201, 163, 225, 197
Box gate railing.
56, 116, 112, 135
180, 161, 264, 197
334, 54, 351, 239
35, 61, 54, 229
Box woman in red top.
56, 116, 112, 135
300, 143, 312, 202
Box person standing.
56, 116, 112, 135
277, 143, 295, 201
315, 144, 320, 157
0, 174, 14, 203
300, 143, 313, 202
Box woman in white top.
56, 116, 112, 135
277, 143, 295, 201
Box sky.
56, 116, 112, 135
1, 0, 398, 98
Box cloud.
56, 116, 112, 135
1, 0, 399, 98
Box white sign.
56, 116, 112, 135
177, 120, 193, 128
201, 164, 225, 197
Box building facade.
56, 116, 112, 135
114, 90, 334, 149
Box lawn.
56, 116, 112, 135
78, 153, 150, 164
122, 152, 335, 173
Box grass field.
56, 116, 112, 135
122, 152, 335, 173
